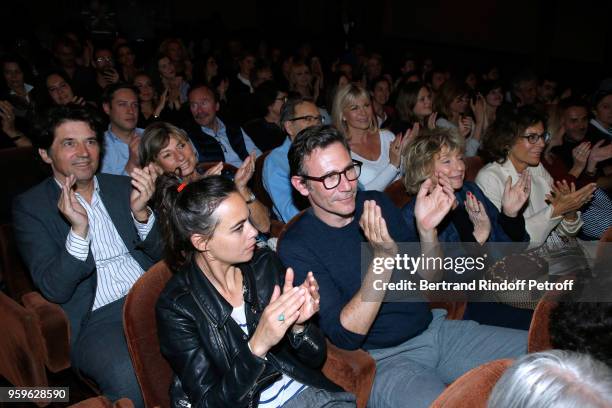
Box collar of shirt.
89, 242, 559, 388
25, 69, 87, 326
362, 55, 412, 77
590, 119, 612, 137
237, 73, 253, 93
105, 125, 143, 144
200, 117, 225, 138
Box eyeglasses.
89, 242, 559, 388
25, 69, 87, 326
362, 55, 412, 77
522, 132, 550, 144
276, 96, 288, 103
300, 160, 362, 190
95, 56, 113, 63
289, 115, 323, 124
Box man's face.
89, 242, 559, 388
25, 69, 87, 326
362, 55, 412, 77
55, 44, 76, 68
284, 102, 321, 139
103, 88, 139, 132
189, 87, 219, 127
366, 58, 382, 79
562, 106, 589, 142
239, 55, 255, 76
538, 80, 557, 103
39, 121, 100, 184
93, 49, 114, 73
292, 142, 358, 227
517, 80, 537, 105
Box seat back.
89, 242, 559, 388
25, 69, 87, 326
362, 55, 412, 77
430, 359, 513, 408
0, 223, 35, 300
123, 261, 173, 408
0, 291, 49, 405
383, 179, 413, 208
528, 299, 558, 353
464, 156, 484, 182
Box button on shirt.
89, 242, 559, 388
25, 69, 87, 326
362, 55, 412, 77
200, 118, 261, 168
100, 126, 144, 176
62, 176, 155, 310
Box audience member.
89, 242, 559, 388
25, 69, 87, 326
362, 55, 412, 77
242, 81, 287, 152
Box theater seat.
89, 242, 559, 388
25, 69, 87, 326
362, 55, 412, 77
0, 223, 35, 301
464, 156, 484, 182
430, 359, 513, 408
68, 396, 134, 408
527, 299, 558, 353
383, 179, 413, 208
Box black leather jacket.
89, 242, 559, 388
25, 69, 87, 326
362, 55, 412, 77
156, 248, 342, 408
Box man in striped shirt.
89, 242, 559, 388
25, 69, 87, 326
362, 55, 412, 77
13, 105, 162, 407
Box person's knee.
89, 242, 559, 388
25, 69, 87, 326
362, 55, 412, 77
369, 367, 445, 408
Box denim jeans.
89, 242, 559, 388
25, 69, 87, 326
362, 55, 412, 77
282, 387, 356, 408
367, 309, 527, 408
72, 297, 144, 408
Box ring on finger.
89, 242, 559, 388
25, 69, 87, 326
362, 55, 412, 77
277, 313, 285, 322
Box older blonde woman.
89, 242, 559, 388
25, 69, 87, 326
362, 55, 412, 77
138, 122, 270, 233
332, 84, 403, 191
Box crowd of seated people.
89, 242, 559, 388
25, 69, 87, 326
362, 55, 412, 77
2, 23, 612, 408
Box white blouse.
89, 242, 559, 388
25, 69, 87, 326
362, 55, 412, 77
351, 129, 400, 191
475, 159, 582, 248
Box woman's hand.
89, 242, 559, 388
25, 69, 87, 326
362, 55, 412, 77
248, 285, 306, 358
203, 162, 223, 177
282, 268, 320, 326
547, 180, 596, 219
501, 171, 531, 217
459, 116, 473, 138
465, 191, 491, 244
570, 141, 591, 176
235, 151, 256, 192
130, 164, 159, 222
414, 176, 455, 234
389, 134, 404, 168
427, 112, 438, 129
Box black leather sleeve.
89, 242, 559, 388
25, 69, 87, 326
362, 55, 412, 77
287, 322, 328, 369
156, 293, 267, 408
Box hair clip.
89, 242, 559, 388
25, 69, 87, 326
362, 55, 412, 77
177, 182, 187, 192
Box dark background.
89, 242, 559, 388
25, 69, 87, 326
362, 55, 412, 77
1, 0, 610, 87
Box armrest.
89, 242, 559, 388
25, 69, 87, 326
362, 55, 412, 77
21, 291, 71, 373
270, 220, 285, 238
322, 340, 376, 408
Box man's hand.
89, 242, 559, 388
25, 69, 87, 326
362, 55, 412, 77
130, 164, 158, 221
587, 140, 612, 173
359, 200, 398, 257
58, 174, 89, 238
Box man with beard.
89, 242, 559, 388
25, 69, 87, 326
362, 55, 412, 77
100, 83, 143, 175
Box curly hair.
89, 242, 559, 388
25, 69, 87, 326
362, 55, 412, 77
402, 127, 465, 194
480, 106, 547, 164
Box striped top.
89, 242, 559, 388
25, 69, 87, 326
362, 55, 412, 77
62, 176, 155, 310
230, 303, 307, 407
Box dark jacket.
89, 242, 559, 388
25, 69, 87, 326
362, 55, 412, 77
184, 118, 249, 163
156, 248, 342, 408
12, 174, 163, 346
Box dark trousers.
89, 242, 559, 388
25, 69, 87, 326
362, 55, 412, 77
72, 297, 144, 408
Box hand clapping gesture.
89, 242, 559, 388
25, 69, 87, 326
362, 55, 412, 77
414, 175, 455, 234
464, 191, 491, 244
130, 163, 159, 222
58, 174, 89, 238
360, 200, 398, 257
501, 171, 531, 217
235, 151, 257, 192
546, 180, 596, 219
283, 268, 320, 325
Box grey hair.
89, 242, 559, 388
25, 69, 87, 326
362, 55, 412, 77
488, 350, 612, 408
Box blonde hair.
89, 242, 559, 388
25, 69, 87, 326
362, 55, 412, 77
331, 84, 378, 138
139, 122, 191, 168
402, 127, 465, 194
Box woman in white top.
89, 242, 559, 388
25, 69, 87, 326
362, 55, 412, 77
332, 83, 402, 191
476, 107, 596, 249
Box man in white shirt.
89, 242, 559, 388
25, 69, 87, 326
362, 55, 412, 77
13, 105, 162, 407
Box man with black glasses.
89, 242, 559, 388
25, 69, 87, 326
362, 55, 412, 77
279, 125, 527, 408
262, 96, 322, 221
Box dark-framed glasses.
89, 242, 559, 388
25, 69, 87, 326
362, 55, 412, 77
522, 131, 551, 144
300, 160, 362, 189
288, 115, 324, 124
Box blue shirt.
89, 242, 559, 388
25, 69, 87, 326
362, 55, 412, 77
100, 126, 144, 176
263, 137, 299, 222
279, 191, 432, 351
200, 118, 261, 168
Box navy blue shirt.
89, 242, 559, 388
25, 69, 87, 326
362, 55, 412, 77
278, 191, 432, 351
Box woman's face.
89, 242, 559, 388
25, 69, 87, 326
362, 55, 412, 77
343, 95, 373, 131
338, 75, 350, 88
158, 57, 176, 79
373, 81, 390, 106
133, 75, 155, 102
206, 56, 218, 77
156, 135, 198, 178
270, 91, 288, 117
291, 64, 311, 88
594, 95, 612, 128
413, 87, 433, 118
486, 87, 504, 107
201, 192, 259, 265
431, 147, 465, 190
509, 122, 546, 170
117, 46, 135, 67
450, 94, 469, 115
3, 62, 24, 90
46, 74, 74, 105
166, 42, 182, 62
465, 73, 477, 90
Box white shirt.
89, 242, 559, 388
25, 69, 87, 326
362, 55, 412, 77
475, 159, 582, 248
351, 129, 400, 191
62, 176, 155, 310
